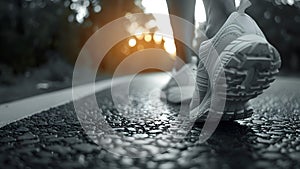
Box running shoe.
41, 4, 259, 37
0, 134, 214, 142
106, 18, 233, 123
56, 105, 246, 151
190, 1, 281, 121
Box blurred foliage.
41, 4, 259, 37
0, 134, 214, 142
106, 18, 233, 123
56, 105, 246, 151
247, 0, 300, 72
0, 0, 68, 73
0, 0, 142, 74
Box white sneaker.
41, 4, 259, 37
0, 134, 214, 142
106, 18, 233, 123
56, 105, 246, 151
190, 2, 281, 121
161, 56, 198, 104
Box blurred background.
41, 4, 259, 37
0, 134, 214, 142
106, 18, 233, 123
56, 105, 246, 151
0, 0, 299, 103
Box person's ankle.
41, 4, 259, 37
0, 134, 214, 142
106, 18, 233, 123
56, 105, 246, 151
205, 24, 218, 39
205, 13, 232, 38
205, 22, 224, 39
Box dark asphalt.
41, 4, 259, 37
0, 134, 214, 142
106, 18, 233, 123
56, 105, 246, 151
0, 75, 300, 169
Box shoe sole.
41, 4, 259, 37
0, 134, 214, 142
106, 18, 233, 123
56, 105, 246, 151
213, 34, 281, 120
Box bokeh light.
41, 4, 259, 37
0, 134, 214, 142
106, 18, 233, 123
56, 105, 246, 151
153, 32, 163, 44
128, 38, 137, 47
134, 27, 145, 40
144, 34, 152, 42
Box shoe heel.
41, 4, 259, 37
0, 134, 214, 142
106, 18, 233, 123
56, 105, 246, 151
215, 34, 281, 120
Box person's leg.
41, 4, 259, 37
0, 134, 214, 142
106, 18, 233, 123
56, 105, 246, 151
202, 0, 236, 38
166, 0, 196, 66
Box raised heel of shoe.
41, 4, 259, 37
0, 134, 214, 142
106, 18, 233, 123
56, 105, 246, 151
215, 34, 281, 120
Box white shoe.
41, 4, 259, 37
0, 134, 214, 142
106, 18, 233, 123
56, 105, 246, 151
190, 1, 281, 121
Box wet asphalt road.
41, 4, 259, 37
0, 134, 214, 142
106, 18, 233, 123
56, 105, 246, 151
0, 75, 300, 169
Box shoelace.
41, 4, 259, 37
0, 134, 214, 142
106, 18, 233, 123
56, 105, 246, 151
238, 0, 252, 13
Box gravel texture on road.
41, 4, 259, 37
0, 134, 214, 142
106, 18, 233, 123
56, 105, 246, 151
0, 76, 300, 169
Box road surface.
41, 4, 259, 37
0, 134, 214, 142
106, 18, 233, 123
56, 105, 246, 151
0, 74, 300, 169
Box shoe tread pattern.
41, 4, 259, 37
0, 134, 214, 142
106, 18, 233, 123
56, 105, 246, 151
214, 35, 281, 116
